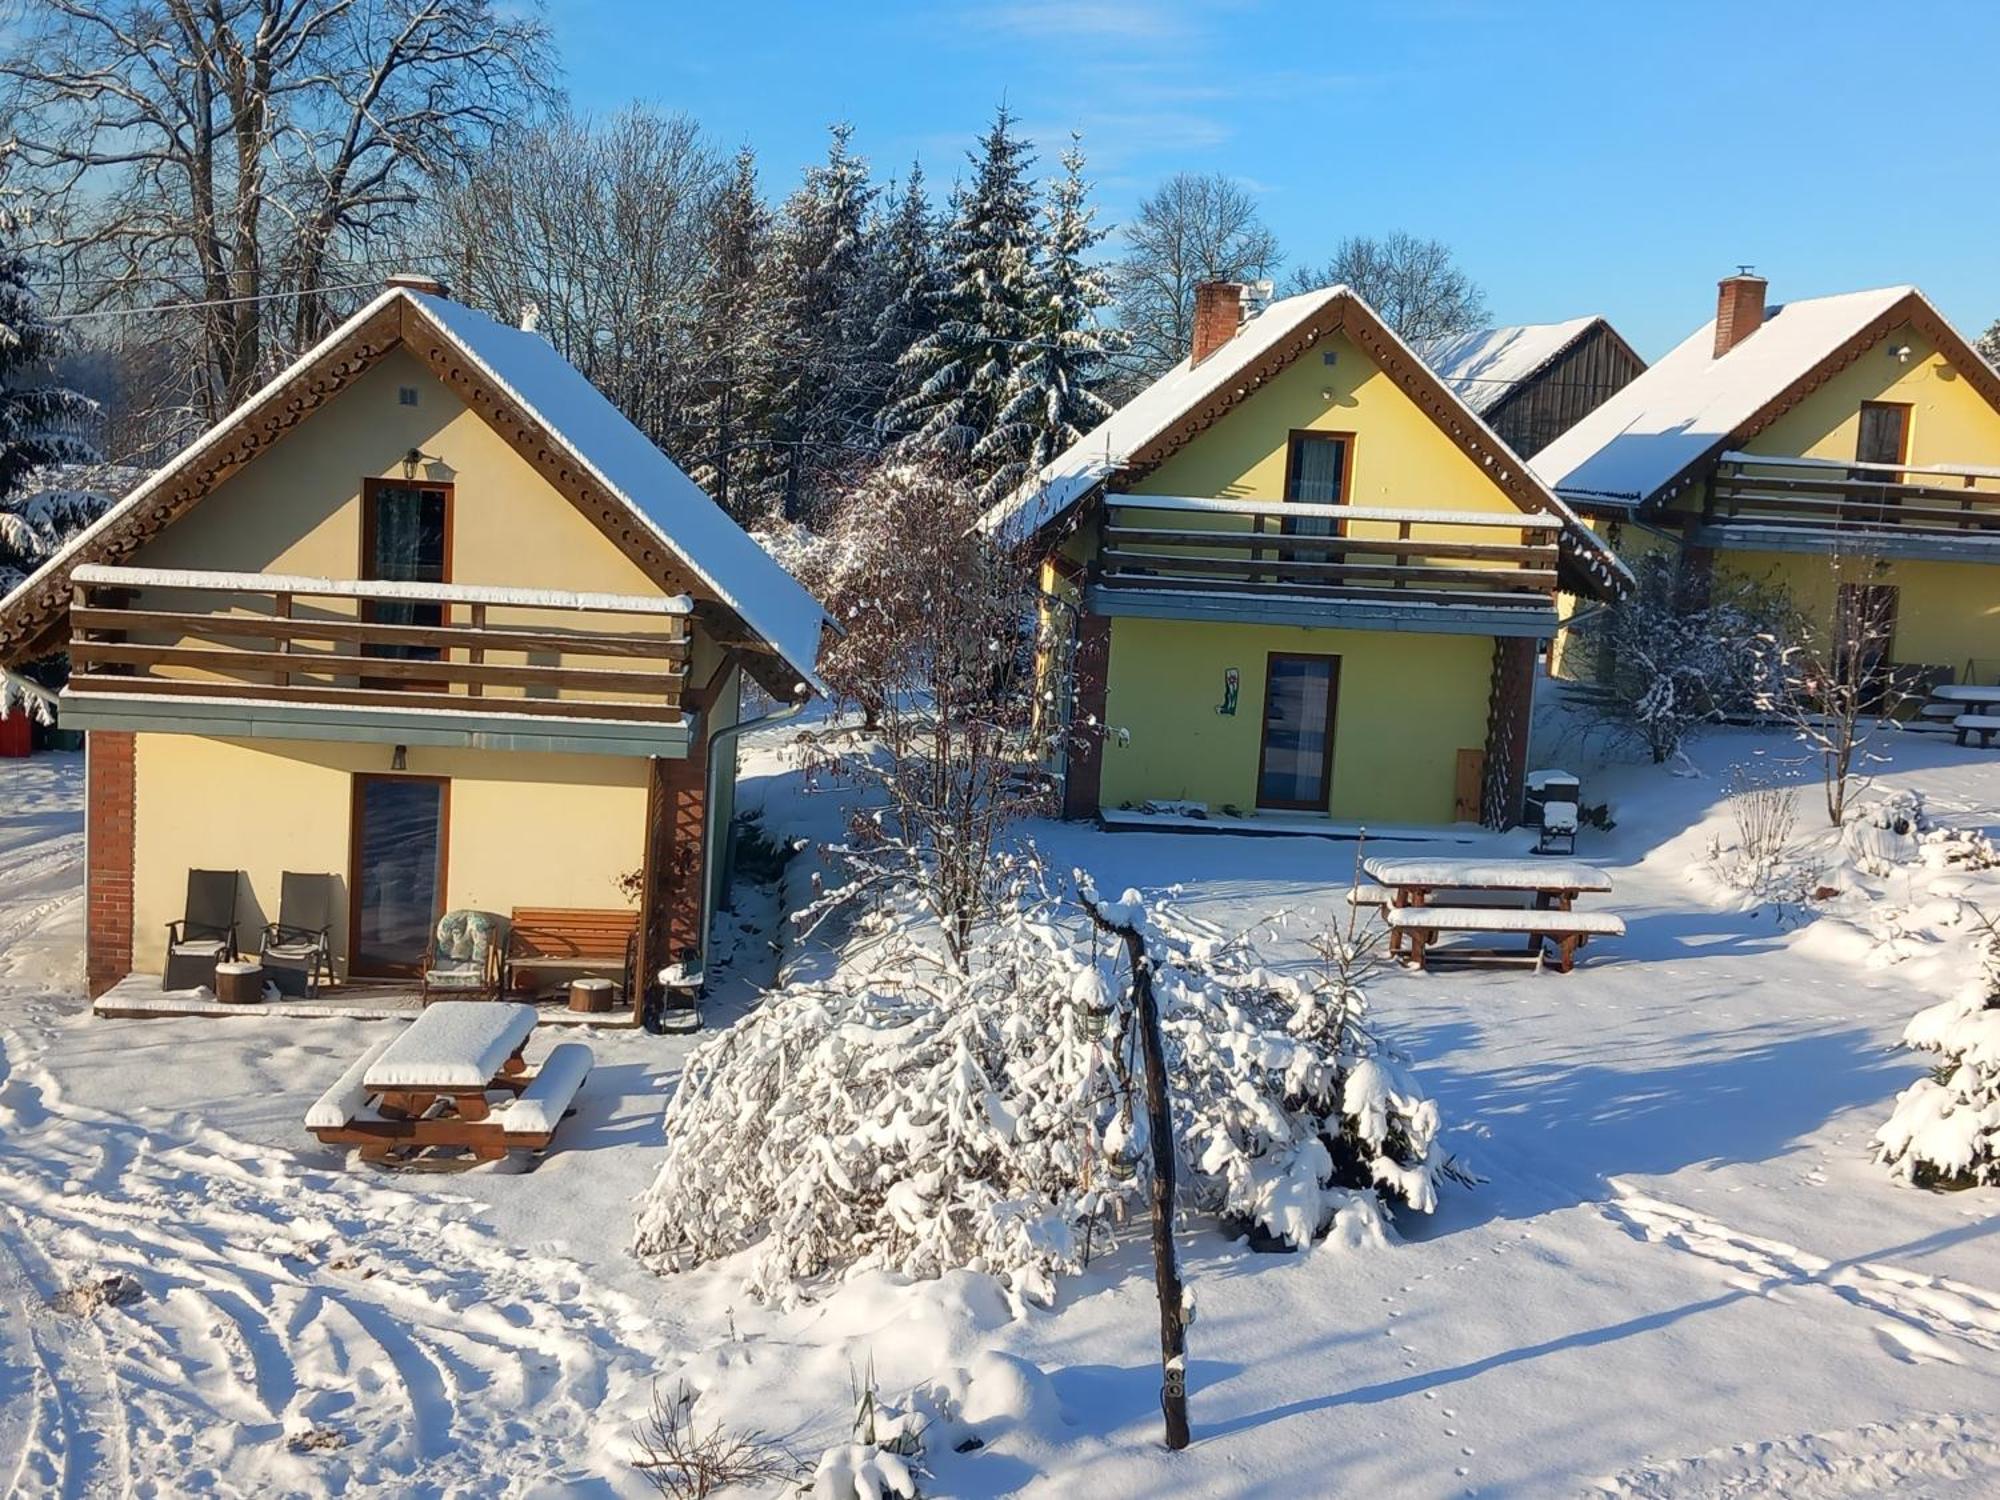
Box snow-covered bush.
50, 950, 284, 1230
1842, 789, 1930, 875
633, 878, 1451, 1301
1568, 550, 1791, 764
1705, 769, 1805, 900
1876, 915, 2000, 1189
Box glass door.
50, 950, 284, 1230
1256, 654, 1339, 811
361, 478, 451, 681
349, 774, 448, 978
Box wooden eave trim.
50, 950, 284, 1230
0, 301, 406, 663
1638, 291, 2000, 512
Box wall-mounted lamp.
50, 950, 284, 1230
1888, 344, 1912, 364
401, 447, 443, 481
390, 743, 408, 771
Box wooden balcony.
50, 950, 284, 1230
1088, 495, 1563, 635
62, 564, 693, 756
1701, 452, 2000, 561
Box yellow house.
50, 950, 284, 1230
0, 275, 830, 1025
983, 281, 1630, 831
1536, 275, 2000, 689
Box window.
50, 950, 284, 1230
360, 478, 452, 672
1282, 431, 1352, 540
1856, 401, 1911, 472
1256, 653, 1339, 811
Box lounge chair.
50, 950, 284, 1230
163, 868, 240, 991
421, 910, 510, 1004
259, 872, 338, 997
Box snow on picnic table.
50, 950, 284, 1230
5, 727, 2000, 1496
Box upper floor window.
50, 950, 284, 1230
361, 477, 452, 665
1855, 401, 1910, 475
1283, 430, 1351, 539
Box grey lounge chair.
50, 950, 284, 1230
163, 869, 240, 991
259, 872, 337, 997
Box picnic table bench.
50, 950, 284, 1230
1954, 714, 2000, 749
306, 1002, 592, 1164
1358, 855, 1621, 972
1932, 684, 2000, 705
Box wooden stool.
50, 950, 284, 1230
214, 961, 265, 1005
568, 977, 615, 1014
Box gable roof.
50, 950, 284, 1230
980, 284, 1631, 600
0, 285, 832, 695
1530, 284, 2000, 509
1418, 317, 1616, 417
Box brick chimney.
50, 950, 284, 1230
385, 271, 449, 298
1191, 281, 1246, 365
1713, 270, 1767, 358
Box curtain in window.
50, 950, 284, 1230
1258, 656, 1335, 808
1286, 437, 1345, 541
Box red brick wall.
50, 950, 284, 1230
86, 730, 136, 998
1713, 275, 1767, 358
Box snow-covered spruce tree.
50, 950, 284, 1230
979, 135, 1121, 502
1569, 549, 1792, 763
1876, 912, 2000, 1189
766, 123, 880, 523
0, 205, 95, 592
801, 461, 1052, 961
632, 878, 1451, 1301
885, 106, 1039, 501
866, 162, 939, 447
684, 147, 786, 524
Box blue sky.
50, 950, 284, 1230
553, 1, 2000, 357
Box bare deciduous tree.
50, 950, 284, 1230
800, 460, 1052, 964
420, 108, 723, 459
1752, 550, 1910, 827
2, 0, 555, 427
1286, 231, 1488, 347
1114, 171, 1280, 378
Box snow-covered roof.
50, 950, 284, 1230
980, 286, 1346, 541
0, 286, 832, 694
980, 284, 1632, 601
1531, 286, 1920, 507
1417, 318, 1604, 417
409, 292, 828, 692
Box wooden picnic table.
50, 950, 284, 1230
308, 1002, 593, 1164
1359, 856, 1613, 910
1358, 855, 1620, 972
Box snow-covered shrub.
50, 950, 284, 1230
632, 879, 1451, 1300
810, 1370, 925, 1500
633, 1381, 797, 1499
1842, 789, 1930, 875
1706, 769, 1805, 900
1568, 550, 1792, 764
1877, 915, 2000, 1189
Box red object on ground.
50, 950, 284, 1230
0, 707, 30, 758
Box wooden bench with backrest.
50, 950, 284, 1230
1387, 906, 1627, 973
506, 907, 639, 1001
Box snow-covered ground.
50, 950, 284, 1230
2, 723, 1998, 1497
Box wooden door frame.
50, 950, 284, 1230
1254, 651, 1341, 812
347, 771, 451, 980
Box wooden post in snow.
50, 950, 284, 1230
1087, 894, 1191, 1451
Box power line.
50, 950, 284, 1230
44, 280, 380, 323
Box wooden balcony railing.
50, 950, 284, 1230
67, 564, 688, 724
1097, 494, 1562, 608
1708, 451, 2000, 538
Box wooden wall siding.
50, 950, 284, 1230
1485, 324, 1647, 460
1062, 612, 1112, 819
1479, 637, 1536, 829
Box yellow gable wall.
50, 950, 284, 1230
130, 733, 646, 982
132, 347, 663, 595
1131, 328, 1524, 519
1743, 328, 2000, 468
